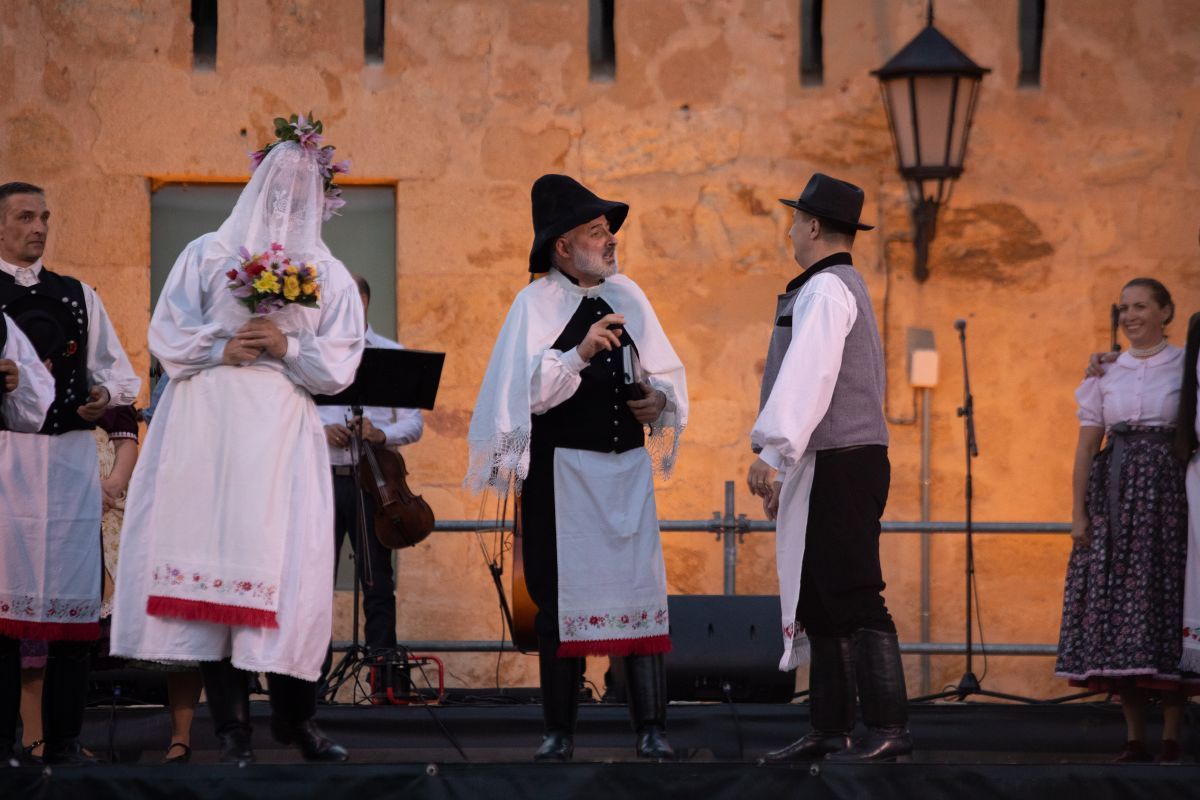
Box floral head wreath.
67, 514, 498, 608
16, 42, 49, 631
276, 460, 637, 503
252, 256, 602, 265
249, 113, 350, 221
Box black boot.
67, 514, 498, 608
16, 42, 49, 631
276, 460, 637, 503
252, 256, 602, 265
0, 637, 19, 767
826, 629, 912, 763
268, 673, 348, 762
534, 647, 581, 762
41, 641, 97, 765
200, 659, 255, 765
626, 654, 674, 761
763, 635, 854, 762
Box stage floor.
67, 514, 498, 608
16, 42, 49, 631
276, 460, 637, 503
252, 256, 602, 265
3, 700, 1199, 799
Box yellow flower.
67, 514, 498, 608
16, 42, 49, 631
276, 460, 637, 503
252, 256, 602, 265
284, 264, 298, 275
301, 281, 316, 296
282, 274, 301, 301
253, 272, 281, 294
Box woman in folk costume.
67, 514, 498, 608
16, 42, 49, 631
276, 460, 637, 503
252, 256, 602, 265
1056, 278, 1198, 764
467, 175, 688, 761
110, 117, 364, 764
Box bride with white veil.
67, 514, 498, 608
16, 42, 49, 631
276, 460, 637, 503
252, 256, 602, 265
111, 135, 363, 763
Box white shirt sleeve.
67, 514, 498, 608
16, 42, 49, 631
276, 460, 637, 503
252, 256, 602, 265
1, 315, 54, 432
82, 284, 140, 406
1075, 376, 1104, 428
279, 273, 366, 396
751, 273, 858, 469
530, 347, 588, 415
149, 240, 236, 380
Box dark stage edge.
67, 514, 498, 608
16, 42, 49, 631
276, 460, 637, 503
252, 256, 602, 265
3, 702, 1200, 799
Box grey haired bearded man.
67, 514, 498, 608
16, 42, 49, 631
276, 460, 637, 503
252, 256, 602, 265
750, 173, 912, 763
467, 174, 688, 762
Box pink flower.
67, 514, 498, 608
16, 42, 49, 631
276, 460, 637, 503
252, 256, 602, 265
248, 149, 267, 170
322, 193, 346, 221
270, 242, 284, 252
332, 159, 351, 175
238, 246, 253, 260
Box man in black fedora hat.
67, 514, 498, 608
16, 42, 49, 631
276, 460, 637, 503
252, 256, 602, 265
748, 173, 912, 763
467, 174, 688, 761
0, 181, 140, 765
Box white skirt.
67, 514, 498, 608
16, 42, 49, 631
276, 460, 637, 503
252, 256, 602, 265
110, 365, 335, 680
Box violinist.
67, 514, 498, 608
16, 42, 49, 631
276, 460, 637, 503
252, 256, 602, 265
318, 274, 423, 687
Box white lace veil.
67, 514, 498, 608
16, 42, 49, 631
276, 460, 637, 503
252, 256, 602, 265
207, 141, 333, 264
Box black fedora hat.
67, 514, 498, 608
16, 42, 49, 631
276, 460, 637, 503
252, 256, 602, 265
779, 173, 874, 231
2, 293, 83, 362
528, 174, 629, 273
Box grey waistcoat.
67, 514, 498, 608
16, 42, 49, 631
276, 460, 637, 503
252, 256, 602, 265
758, 263, 889, 451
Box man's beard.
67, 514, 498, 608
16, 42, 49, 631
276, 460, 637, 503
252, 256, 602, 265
575, 248, 619, 280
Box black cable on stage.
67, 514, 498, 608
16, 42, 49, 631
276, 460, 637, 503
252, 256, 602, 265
412, 660, 469, 761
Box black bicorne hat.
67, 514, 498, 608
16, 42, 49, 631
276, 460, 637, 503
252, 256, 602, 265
2, 293, 83, 362
528, 174, 629, 273
779, 173, 875, 231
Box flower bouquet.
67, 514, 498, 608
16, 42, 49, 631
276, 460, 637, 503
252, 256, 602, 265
226, 242, 321, 315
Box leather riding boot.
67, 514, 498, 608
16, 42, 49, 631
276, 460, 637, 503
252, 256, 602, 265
826, 629, 912, 763
268, 673, 349, 762
534, 647, 581, 762
626, 654, 675, 761
42, 641, 97, 765
763, 635, 854, 762
0, 637, 19, 765
200, 659, 255, 765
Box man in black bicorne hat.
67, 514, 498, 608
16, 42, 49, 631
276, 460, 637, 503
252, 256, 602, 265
467, 175, 689, 761
0, 181, 140, 765
749, 173, 913, 762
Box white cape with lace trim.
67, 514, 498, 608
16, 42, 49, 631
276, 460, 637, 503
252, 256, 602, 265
465, 269, 688, 495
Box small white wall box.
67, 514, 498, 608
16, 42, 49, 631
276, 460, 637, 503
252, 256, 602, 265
906, 327, 939, 388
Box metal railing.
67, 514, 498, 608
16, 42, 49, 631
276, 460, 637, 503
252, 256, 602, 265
384, 481, 1069, 662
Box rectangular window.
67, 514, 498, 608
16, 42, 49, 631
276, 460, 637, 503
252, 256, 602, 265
191, 0, 218, 70
589, 0, 616, 82
800, 0, 823, 86
1018, 0, 1045, 87
364, 0, 385, 65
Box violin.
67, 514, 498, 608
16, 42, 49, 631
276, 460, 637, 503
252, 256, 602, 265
357, 443, 435, 549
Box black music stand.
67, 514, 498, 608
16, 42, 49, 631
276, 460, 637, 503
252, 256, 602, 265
314, 347, 444, 702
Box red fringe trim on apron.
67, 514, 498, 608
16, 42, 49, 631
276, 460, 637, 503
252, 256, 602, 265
147, 596, 279, 629
556, 635, 671, 658
0, 618, 100, 641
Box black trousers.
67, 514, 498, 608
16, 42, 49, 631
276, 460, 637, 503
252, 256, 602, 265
332, 473, 397, 654
0, 635, 91, 745
797, 445, 895, 636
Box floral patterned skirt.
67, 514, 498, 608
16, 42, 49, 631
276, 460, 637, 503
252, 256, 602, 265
1055, 431, 1199, 695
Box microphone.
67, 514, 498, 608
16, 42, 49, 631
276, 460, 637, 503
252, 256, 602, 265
954, 319, 966, 332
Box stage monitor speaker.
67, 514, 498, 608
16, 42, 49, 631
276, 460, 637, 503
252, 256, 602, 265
666, 594, 794, 703
606, 595, 795, 703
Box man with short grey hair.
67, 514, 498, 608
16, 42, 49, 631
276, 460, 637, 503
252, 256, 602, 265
749, 173, 912, 763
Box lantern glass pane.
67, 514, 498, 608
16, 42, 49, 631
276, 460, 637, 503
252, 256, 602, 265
949, 77, 979, 169
914, 75, 954, 169
883, 77, 917, 169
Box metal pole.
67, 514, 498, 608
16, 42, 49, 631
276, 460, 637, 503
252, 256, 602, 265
723, 480, 737, 595
919, 386, 932, 694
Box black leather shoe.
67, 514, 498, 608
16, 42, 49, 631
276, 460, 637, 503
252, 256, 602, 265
41, 740, 100, 766
762, 731, 852, 763
270, 718, 349, 763
216, 729, 255, 766
636, 726, 675, 761
824, 728, 913, 762
534, 730, 574, 762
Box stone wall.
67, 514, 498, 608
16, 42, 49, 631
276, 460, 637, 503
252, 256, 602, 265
2, 0, 1198, 700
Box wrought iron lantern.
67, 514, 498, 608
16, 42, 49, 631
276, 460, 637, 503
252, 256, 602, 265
872, 4, 990, 281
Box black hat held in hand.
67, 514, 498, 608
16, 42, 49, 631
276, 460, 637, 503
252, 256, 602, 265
780, 173, 875, 231
528, 174, 629, 273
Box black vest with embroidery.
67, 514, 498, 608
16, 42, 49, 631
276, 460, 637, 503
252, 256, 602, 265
0, 268, 94, 435
530, 295, 645, 457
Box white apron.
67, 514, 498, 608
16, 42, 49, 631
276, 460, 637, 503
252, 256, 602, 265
775, 451, 817, 671
553, 447, 670, 657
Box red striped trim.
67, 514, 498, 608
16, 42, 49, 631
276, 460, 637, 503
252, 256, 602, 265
556, 635, 672, 658
147, 596, 278, 629
0, 618, 100, 641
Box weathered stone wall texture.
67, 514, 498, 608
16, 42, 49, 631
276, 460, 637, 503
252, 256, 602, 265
2, 0, 1199, 700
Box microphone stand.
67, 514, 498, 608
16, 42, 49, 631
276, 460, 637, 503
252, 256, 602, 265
914, 321, 1038, 703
